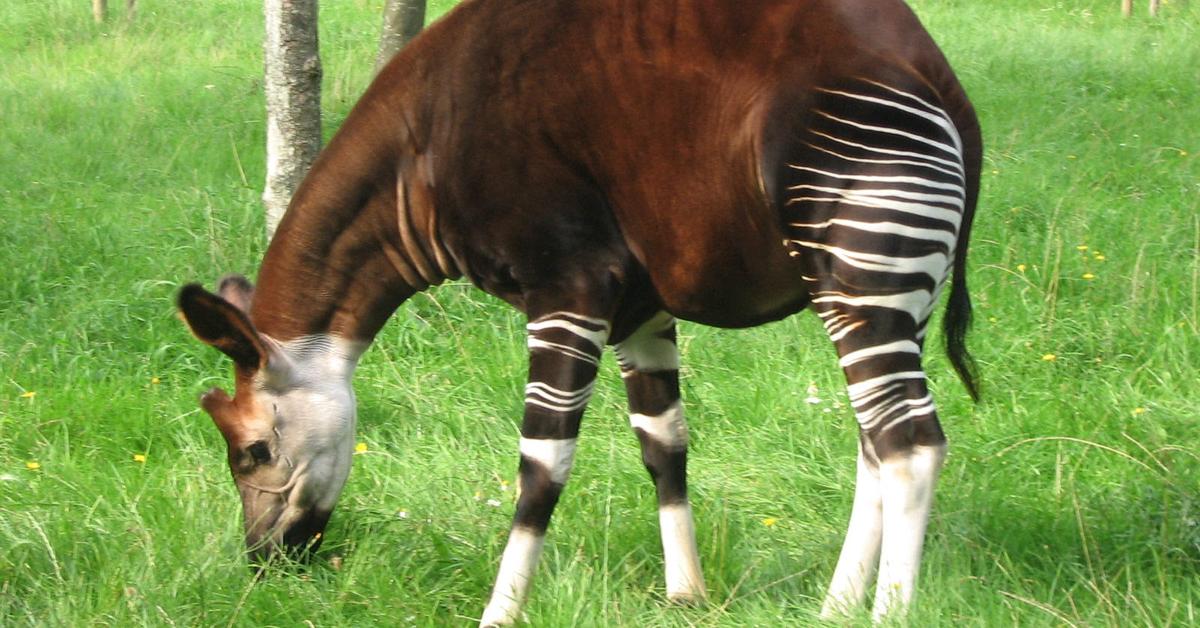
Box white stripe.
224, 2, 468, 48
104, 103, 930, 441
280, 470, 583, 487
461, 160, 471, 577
788, 184, 963, 212
787, 187, 962, 226
817, 111, 961, 160
788, 241, 948, 278
519, 437, 577, 484
846, 371, 927, 400
812, 291, 931, 323
805, 142, 964, 181
856, 395, 935, 431
838, 340, 921, 368
807, 129, 964, 175
527, 314, 609, 350
817, 87, 963, 154
828, 319, 866, 342
786, 165, 964, 196
788, 218, 957, 250
629, 400, 688, 449
527, 338, 600, 365
524, 381, 595, 413
858, 79, 964, 152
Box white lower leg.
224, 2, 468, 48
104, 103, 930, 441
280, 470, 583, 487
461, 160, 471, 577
872, 443, 946, 620
480, 527, 546, 627
820, 445, 883, 618
658, 503, 706, 602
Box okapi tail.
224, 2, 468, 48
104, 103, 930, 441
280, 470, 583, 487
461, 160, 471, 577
943, 102, 983, 402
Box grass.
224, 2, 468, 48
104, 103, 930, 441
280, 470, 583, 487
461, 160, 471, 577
1, 0, 1197, 625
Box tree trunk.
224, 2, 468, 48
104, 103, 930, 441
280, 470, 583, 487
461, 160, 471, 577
1121, 0, 1133, 16
93, 0, 107, 23
375, 0, 427, 73
263, 0, 323, 240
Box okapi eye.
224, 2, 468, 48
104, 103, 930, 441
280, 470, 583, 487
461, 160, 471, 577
247, 441, 272, 464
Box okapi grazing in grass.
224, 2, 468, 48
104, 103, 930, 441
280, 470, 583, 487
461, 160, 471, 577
178, 0, 981, 623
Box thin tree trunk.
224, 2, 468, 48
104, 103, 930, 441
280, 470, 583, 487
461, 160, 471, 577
375, 0, 427, 73
126, 0, 137, 21
263, 0, 323, 240
1149, 0, 1160, 16
1121, 0, 1133, 16
93, 0, 107, 23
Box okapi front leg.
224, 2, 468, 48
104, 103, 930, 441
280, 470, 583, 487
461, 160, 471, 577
480, 312, 610, 627
614, 312, 706, 604
816, 308, 947, 620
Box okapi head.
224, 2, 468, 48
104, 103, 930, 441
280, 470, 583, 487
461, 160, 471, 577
178, 276, 360, 562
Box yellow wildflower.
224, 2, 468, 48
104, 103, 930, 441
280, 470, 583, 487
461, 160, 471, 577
354, 442, 368, 454
151, 377, 161, 385
20, 391, 36, 399
1082, 273, 1095, 280
762, 517, 778, 527
1076, 245, 1089, 252
1016, 264, 1027, 273
1094, 254, 1106, 261
1132, 407, 1147, 416
25, 461, 40, 470
1042, 354, 1057, 362
133, 453, 147, 463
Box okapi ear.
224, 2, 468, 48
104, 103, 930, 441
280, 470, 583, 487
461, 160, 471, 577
178, 283, 268, 371
217, 274, 255, 314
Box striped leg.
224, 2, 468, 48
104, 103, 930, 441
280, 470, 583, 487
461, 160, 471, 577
817, 307, 947, 620
614, 312, 706, 603
480, 311, 609, 627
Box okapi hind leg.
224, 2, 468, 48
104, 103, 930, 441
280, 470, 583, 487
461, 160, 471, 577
479, 308, 611, 627
614, 312, 706, 604
816, 307, 948, 620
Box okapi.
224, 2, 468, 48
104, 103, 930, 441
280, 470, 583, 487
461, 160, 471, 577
178, 0, 981, 624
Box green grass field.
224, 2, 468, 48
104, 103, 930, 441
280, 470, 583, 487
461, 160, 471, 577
2, 0, 1197, 625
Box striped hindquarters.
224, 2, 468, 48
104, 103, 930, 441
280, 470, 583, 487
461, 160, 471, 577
785, 78, 967, 340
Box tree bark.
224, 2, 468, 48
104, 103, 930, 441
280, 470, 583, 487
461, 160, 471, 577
263, 0, 323, 240
93, 0, 107, 23
375, 0, 427, 73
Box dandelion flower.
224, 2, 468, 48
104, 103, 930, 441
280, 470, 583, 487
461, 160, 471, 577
20, 391, 36, 399
25, 461, 40, 471
1016, 264, 1027, 273
151, 377, 161, 385
133, 453, 147, 463
1082, 273, 1095, 280
1041, 354, 1057, 362
1076, 245, 1089, 252
1132, 407, 1147, 416
1094, 254, 1106, 261
762, 517, 778, 527
354, 442, 368, 454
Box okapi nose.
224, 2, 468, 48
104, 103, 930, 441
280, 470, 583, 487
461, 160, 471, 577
245, 508, 333, 566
